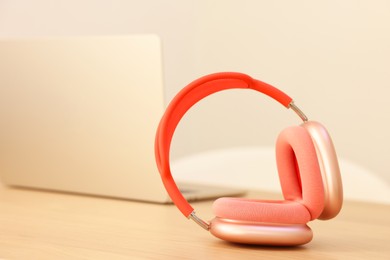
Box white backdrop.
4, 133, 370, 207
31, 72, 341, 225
0, 0, 389, 187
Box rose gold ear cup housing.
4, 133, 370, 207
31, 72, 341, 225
302, 121, 343, 220
210, 217, 313, 246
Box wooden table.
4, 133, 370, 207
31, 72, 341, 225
0, 183, 389, 259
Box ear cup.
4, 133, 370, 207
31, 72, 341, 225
209, 216, 313, 245
213, 197, 311, 224
276, 126, 325, 220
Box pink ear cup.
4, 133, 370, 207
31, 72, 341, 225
209, 217, 313, 245
276, 126, 325, 220
302, 121, 343, 220
212, 126, 325, 224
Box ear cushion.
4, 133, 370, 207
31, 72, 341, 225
276, 126, 325, 220
212, 126, 324, 224
213, 197, 311, 224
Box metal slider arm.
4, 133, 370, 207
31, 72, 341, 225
189, 211, 210, 231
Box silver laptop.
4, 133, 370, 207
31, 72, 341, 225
0, 35, 242, 203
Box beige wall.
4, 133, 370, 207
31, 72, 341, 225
1, 0, 389, 185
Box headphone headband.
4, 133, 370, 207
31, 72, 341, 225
155, 72, 307, 229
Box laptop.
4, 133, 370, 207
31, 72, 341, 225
0, 35, 243, 203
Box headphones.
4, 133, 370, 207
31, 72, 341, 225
155, 72, 343, 246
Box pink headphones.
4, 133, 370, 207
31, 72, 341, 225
155, 72, 343, 246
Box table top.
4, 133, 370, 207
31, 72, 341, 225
0, 183, 389, 260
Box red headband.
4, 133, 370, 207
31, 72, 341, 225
154, 72, 303, 219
